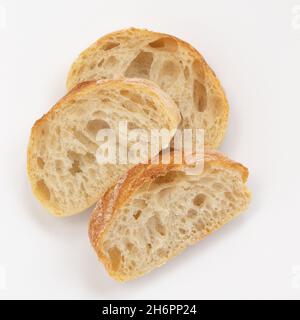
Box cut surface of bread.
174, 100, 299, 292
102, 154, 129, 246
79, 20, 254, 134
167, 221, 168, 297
67, 28, 229, 148
27, 79, 180, 216
89, 149, 251, 281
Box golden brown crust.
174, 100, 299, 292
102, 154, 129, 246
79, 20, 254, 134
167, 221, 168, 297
88, 149, 249, 279
66, 28, 229, 149
27, 78, 181, 216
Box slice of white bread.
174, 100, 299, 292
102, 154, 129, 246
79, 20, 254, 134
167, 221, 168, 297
67, 28, 229, 148
27, 79, 181, 216
89, 149, 251, 281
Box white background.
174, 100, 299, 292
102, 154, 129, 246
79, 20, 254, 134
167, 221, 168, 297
0, 0, 299, 300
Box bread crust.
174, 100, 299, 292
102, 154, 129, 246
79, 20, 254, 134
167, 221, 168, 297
67, 28, 229, 148
89, 149, 250, 280
27, 78, 181, 216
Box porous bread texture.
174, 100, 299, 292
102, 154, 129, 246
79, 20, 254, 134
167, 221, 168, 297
27, 79, 181, 216
89, 149, 251, 281
67, 28, 229, 148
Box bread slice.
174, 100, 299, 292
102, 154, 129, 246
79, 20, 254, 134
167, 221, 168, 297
89, 149, 251, 281
27, 79, 181, 216
67, 28, 229, 148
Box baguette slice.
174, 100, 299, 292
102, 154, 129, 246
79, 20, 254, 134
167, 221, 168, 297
67, 28, 229, 148
27, 79, 180, 216
89, 149, 251, 281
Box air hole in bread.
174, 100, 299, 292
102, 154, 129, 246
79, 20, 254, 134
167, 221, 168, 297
36, 179, 50, 201
126, 242, 134, 251
195, 219, 205, 231
86, 119, 110, 137
37, 157, 44, 169
89, 62, 96, 70
120, 90, 130, 97
225, 192, 235, 202
120, 90, 143, 105
148, 37, 178, 52
192, 60, 205, 81
179, 228, 186, 235
103, 56, 118, 68
187, 209, 197, 218
102, 41, 120, 51
69, 160, 82, 176
122, 100, 138, 113
130, 94, 143, 104
133, 209, 142, 220
193, 194, 206, 207
125, 51, 153, 79
193, 80, 207, 112
108, 247, 122, 271
158, 60, 180, 90
147, 215, 166, 236
55, 160, 64, 173
145, 98, 156, 109
157, 248, 167, 258
84, 152, 96, 163
97, 59, 104, 68
154, 171, 185, 184
39, 122, 50, 136
184, 66, 190, 80
67, 150, 81, 161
